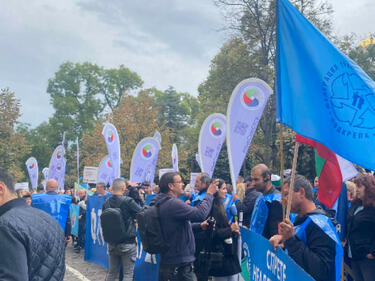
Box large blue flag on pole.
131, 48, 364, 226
276, 0, 375, 171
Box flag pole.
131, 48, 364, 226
285, 141, 300, 220
279, 124, 286, 220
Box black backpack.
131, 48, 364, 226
101, 199, 129, 244
136, 196, 170, 254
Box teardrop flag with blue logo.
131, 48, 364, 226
97, 155, 115, 186
130, 137, 161, 183
227, 78, 272, 193
195, 153, 201, 170
198, 113, 227, 178
276, 0, 375, 171
102, 123, 121, 179
172, 143, 179, 172
153, 130, 162, 146
25, 157, 38, 189
48, 145, 66, 190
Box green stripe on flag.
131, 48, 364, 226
314, 149, 325, 177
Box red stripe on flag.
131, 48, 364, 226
295, 134, 342, 208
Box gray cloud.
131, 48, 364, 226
0, 0, 373, 128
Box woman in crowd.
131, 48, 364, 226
196, 179, 241, 281
346, 181, 357, 204
347, 174, 375, 281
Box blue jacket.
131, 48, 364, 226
0, 198, 65, 281
285, 210, 343, 281
32, 191, 72, 233
250, 186, 283, 239
153, 192, 214, 265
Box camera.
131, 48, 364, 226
207, 217, 216, 229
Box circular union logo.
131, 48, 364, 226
209, 120, 225, 138
240, 86, 265, 110
107, 130, 114, 143
29, 162, 35, 169
242, 242, 251, 274
327, 70, 375, 131
107, 160, 112, 167
56, 149, 63, 159
141, 144, 153, 159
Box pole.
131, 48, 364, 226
279, 124, 286, 220
285, 141, 300, 220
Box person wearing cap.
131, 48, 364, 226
250, 164, 283, 239
0, 168, 66, 280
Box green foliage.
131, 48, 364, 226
0, 88, 30, 181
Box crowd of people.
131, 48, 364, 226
0, 165, 375, 281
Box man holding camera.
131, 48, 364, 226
154, 172, 218, 281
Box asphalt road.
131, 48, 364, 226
64, 243, 107, 281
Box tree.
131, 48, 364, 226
0, 88, 30, 181
47, 62, 104, 143
196, 0, 334, 176
47, 62, 144, 143
102, 65, 143, 111
80, 90, 192, 182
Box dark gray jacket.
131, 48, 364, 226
241, 188, 261, 228
0, 198, 66, 281
102, 194, 142, 244
153, 192, 214, 265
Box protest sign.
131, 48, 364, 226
83, 166, 98, 184
84, 195, 110, 268
240, 227, 314, 281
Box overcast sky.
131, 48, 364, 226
0, 0, 374, 127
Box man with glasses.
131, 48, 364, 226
154, 172, 218, 281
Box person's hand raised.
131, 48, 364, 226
207, 179, 219, 195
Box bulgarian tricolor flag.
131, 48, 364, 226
296, 134, 358, 208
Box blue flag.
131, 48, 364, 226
276, 0, 375, 171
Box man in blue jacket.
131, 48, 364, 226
154, 172, 218, 281
32, 179, 72, 243
250, 164, 283, 239
0, 168, 66, 280
270, 175, 343, 281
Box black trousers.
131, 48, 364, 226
158, 262, 195, 281
351, 258, 375, 281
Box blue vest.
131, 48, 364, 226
192, 191, 206, 206
222, 193, 236, 222
294, 214, 343, 281
32, 193, 72, 231
250, 193, 281, 235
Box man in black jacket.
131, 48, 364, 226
241, 177, 261, 228
270, 175, 343, 281
0, 168, 66, 280
102, 178, 142, 281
